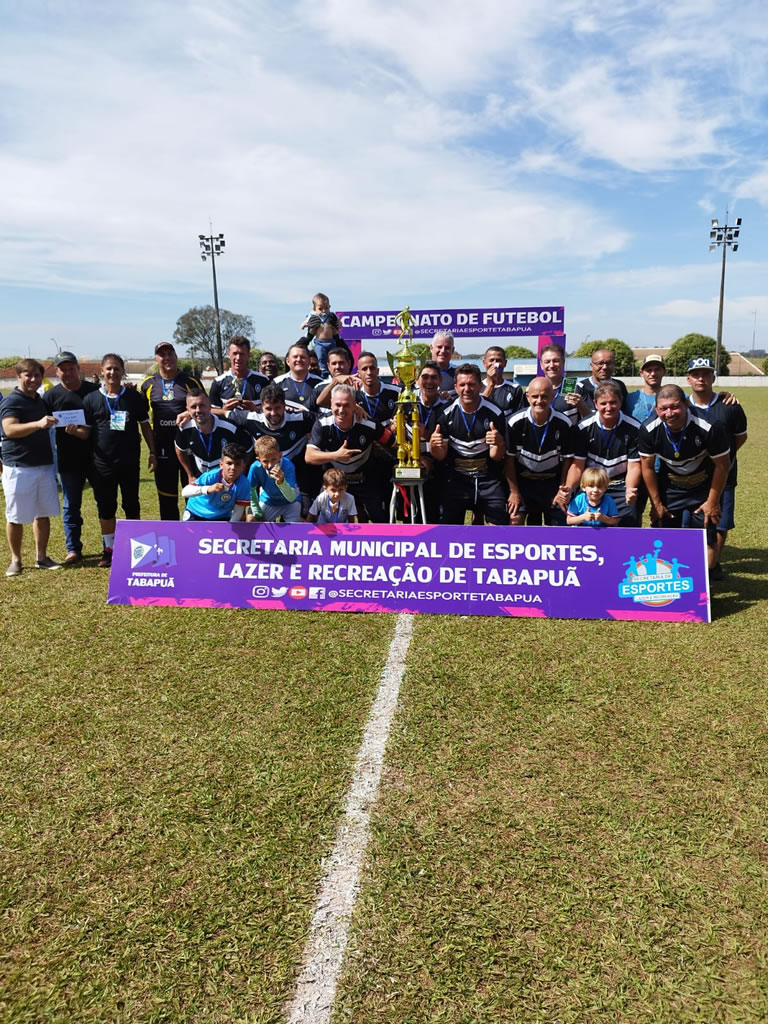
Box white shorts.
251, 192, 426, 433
2, 464, 61, 524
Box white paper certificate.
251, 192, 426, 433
52, 409, 86, 428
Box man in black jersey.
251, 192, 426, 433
566, 380, 642, 527
686, 358, 748, 576
305, 383, 394, 522
505, 376, 574, 526
430, 331, 457, 394
574, 348, 629, 419
273, 343, 323, 412
175, 390, 251, 484
208, 336, 269, 410
638, 384, 730, 569
225, 383, 317, 516
430, 363, 507, 525
42, 352, 99, 564
481, 346, 526, 415
354, 352, 400, 520
140, 343, 205, 519
258, 352, 280, 380
404, 360, 447, 522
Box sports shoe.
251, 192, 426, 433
5, 559, 22, 577
34, 556, 62, 570
63, 551, 83, 566
709, 563, 724, 582
97, 547, 113, 568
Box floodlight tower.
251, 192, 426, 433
199, 231, 226, 371
709, 214, 742, 374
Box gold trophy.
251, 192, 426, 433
387, 306, 425, 481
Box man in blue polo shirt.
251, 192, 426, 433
0, 359, 62, 575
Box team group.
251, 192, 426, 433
0, 319, 747, 580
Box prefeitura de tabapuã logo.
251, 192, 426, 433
618, 539, 694, 608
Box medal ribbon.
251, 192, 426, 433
663, 423, 683, 458
362, 388, 380, 420
529, 409, 552, 452
102, 386, 125, 415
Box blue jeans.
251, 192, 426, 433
59, 470, 88, 553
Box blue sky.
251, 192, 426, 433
2, 0, 767, 361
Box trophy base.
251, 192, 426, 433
395, 467, 423, 481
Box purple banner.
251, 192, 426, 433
336, 306, 565, 341
108, 522, 710, 622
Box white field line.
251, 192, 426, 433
284, 612, 414, 1024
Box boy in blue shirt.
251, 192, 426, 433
248, 435, 301, 522
181, 442, 250, 521
567, 467, 619, 528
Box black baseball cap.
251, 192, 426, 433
54, 351, 78, 365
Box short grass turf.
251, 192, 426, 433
0, 479, 395, 1023
334, 388, 768, 1023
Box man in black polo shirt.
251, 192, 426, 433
273, 343, 323, 412
430, 363, 507, 525
430, 330, 457, 394
0, 358, 62, 575
140, 342, 205, 519
42, 351, 99, 564
567, 380, 642, 527
505, 376, 574, 526
305, 383, 394, 522
638, 384, 730, 570
686, 357, 748, 577
208, 335, 269, 410
175, 390, 251, 484
574, 347, 629, 419
481, 346, 526, 415
225, 383, 317, 516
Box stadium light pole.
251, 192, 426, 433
198, 231, 226, 371
709, 214, 741, 374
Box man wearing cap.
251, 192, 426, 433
0, 359, 62, 575
41, 352, 99, 564
637, 384, 731, 572
686, 357, 748, 578
140, 343, 205, 519
626, 354, 666, 422
208, 335, 269, 410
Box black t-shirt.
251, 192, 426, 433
139, 372, 205, 447
0, 389, 54, 466
227, 407, 315, 463
83, 387, 150, 470
208, 370, 269, 407
688, 394, 747, 488
436, 397, 506, 480
485, 380, 526, 416
637, 409, 730, 510
355, 382, 401, 425
42, 380, 99, 473
506, 408, 575, 483
572, 411, 641, 487
575, 376, 629, 414
273, 372, 323, 412
308, 414, 392, 478
174, 415, 252, 476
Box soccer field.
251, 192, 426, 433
1, 390, 767, 1023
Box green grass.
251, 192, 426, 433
1, 389, 767, 1023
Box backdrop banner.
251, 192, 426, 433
108, 522, 711, 622
336, 306, 565, 340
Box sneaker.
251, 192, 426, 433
709, 563, 724, 582
5, 559, 22, 577
97, 547, 113, 568
34, 556, 62, 570
63, 551, 84, 566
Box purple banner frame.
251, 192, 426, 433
108, 522, 711, 623
336, 306, 565, 341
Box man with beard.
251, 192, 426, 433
175, 389, 252, 484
